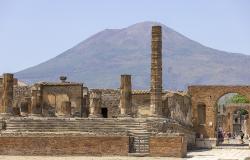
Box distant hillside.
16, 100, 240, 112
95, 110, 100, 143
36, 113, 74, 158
15, 22, 250, 90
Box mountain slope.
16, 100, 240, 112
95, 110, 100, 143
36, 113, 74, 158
15, 22, 250, 90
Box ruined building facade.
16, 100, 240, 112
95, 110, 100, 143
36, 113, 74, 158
0, 26, 249, 157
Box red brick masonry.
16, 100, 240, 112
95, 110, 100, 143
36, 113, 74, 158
149, 135, 187, 157
0, 134, 129, 156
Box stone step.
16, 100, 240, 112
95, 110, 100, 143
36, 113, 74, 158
6, 126, 143, 130
4, 119, 149, 134
6, 124, 142, 127
7, 119, 147, 122
214, 146, 249, 150
128, 153, 149, 157
6, 122, 145, 125
5, 128, 127, 131
6, 124, 143, 127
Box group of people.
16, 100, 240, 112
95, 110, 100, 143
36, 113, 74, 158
217, 127, 246, 144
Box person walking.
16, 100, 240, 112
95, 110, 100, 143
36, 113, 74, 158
240, 131, 244, 144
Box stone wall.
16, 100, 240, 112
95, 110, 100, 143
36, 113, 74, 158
0, 133, 128, 156
93, 89, 193, 125
0, 86, 31, 114
13, 86, 31, 108
41, 83, 83, 117
149, 134, 187, 157
89, 89, 120, 118
132, 91, 150, 117
163, 92, 192, 126
145, 118, 195, 149
0, 77, 18, 86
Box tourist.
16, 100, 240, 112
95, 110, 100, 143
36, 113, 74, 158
240, 131, 244, 144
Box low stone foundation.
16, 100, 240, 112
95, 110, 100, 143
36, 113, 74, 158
149, 134, 187, 157
0, 133, 129, 156
195, 138, 217, 149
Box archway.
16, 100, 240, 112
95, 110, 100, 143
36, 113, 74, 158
216, 93, 250, 145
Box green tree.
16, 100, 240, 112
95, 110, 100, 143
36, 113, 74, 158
229, 94, 249, 115
229, 94, 249, 104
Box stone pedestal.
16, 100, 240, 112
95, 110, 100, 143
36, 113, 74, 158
57, 101, 71, 117
30, 84, 42, 117
119, 75, 132, 117
150, 26, 163, 117
195, 138, 217, 149
0, 73, 14, 117
89, 90, 102, 118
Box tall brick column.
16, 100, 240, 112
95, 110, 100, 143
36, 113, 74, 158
0, 73, 14, 116
89, 90, 102, 118
119, 75, 132, 117
30, 84, 42, 116
150, 26, 163, 117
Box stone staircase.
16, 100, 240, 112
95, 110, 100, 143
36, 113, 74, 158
128, 122, 150, 156
2, 117, 152, 156
1, 117, 148, 135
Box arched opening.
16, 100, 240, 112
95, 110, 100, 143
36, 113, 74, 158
216, 92, 249, 146
197, 103, 206, 125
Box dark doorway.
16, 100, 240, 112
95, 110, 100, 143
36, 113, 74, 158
101, 108, 108, 118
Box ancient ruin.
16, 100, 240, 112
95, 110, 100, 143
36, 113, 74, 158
150, 26, 163, 117
0, 25, 249, 157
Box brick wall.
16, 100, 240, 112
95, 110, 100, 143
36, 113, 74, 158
149, 135, 187, 157
188, 85, 250, 138
0, 135, 128, 156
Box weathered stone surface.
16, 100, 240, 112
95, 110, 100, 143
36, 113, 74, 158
163, 92, 192, 126
150, 26, 163, 117
30, 84, 42, 116
0, 73, 14, 116
40, 82, 83, 117
57, 101, 71, 117
89, 90, 102, 118
119, 75, 132, 117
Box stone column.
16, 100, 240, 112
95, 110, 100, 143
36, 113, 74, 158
30, 84, 42, 116
0, 73, 14, 116
150, 26, 163, 117
89, 90, 102, 118
119, 75, 132, 117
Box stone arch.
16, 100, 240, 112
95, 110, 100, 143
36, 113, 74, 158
188, 85, 250, 138
213, 91, 250, 109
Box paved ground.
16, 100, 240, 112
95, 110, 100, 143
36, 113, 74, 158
187, 149, 250, 160
0, 149, 249, 160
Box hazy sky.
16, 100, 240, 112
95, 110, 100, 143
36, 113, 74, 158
0, 0, 250, 74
